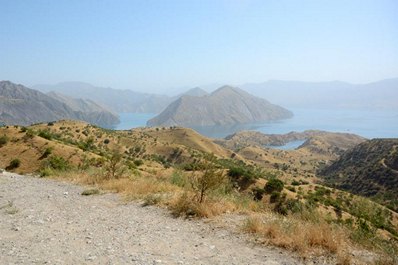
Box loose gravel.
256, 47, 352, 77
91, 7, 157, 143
0, 172, 302, 265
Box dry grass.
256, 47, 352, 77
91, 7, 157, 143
169, 192, 237, 218
103, 177, 178, 200
243, 214, 348, 256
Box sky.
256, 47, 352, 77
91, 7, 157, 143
1, 0, 397, 93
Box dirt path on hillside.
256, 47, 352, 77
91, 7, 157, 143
0, 172, 302, 265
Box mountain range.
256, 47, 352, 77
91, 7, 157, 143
241, 78, 398, 110
0, 81, 119, 127
147, 86, 293, 127
34, 78, 398, 115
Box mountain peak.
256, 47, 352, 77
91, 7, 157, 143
211, 85, 246, 96
148, 85, 293, 127
182, 87, 208, 97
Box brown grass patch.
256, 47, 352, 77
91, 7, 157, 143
102, 176, 178, 200
170, 192, 237, 218
243, 214, 348, 256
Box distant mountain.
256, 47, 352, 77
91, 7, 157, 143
0, 81, 119, 127
46, 92, 119, 127
319, 139, 398, 212
178, 87, 208, 97
147, 85, 293, 127
33, 82, 207, 114
241, 78, 398, 110
33, 82, 170, 113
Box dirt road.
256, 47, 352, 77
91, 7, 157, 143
0, 172, 302, 264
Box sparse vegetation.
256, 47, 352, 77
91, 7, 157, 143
0, 135, 8, 147
81, 188, 100, 196
190, 158, 226, 203
104, 149, 126, 179
0, 121, 396, 263
6, 158, 21, 170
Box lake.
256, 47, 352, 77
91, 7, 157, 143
113, 108, 398, 141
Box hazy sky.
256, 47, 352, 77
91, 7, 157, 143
1, 0, 397, 93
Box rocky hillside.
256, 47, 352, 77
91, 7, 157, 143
147, 86, 293, 127
320, 139, 398, 212
0, 81, 119, 127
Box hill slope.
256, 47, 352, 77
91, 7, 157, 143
0, 81, 119, 127
147, 86, 293, 127
319, 139, 398, 211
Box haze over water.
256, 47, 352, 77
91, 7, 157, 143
114, 108, 398, 139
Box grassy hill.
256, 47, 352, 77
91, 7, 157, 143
0, 121, 397, 263
320, 139, 398, 212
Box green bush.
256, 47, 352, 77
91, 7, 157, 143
45, 156, 70, 171
264, 178, 284, 194
270, 191, 281, 203
38, 130, 53, 140
40, 147, 53, 159
291, 180, 300, 186
133, 159, 143, 167
6, 158, 21, 170
170, 170, 186, 187
0, 135, 8, 147
252, 186, 265, 201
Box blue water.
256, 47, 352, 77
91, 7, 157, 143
113, 113, 156, 130
255, 108, 398, 139
113, 109, 398, 141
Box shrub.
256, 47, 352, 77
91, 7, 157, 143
24, 129, 35, 139
45, 156, 70, 171
81, 189, 100, 196
0, 135, 8, 147
133, 159, 143, 167
170, 170, 186, 187
190, 157, 226, 203
286, 186, 296, 192
6, 159, 21, 170
291, 180, 301, 186
40, 147, 53, 159
252, 187, 265, 201
264, 178, 284, 194
38, 130, 53, 140
103, 139, 110, 144
39, 168, 53, 177
270, 191, 281, 203
104, 149, 126, 179
226, 164, 257, 190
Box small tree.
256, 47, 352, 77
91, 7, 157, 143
190, 155, 225, 203
104, 149, 126, 179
